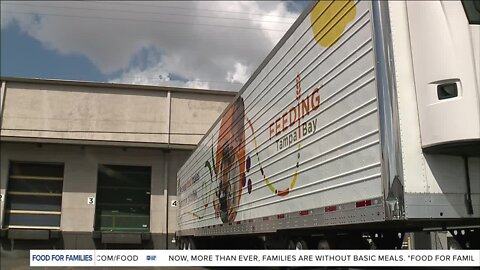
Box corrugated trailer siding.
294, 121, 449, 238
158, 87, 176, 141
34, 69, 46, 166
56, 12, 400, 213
178, 0, 381, 232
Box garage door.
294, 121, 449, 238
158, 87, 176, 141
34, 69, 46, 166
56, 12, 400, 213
4, 162, 64, 230
94, 165, 151, 232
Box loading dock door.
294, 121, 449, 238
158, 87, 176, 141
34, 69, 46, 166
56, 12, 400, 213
95, 165, 151, 232
4, 162, 64, 230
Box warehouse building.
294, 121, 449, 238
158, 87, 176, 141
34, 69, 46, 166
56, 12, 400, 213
0, 77, 235, 250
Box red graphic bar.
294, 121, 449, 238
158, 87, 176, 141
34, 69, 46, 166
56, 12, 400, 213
299, 210, 310, 216
356, 200, 372, 208
325, 206, 337, 212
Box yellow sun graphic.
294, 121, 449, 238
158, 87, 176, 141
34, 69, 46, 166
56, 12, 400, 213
310, 0, 357, 47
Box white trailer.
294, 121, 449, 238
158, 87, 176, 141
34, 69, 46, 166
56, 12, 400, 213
176, 0, 480, 249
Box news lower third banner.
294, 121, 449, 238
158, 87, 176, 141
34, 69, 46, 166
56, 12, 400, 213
30, 250, 479, 267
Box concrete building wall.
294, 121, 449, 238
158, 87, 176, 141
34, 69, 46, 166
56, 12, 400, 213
0, 78, 234, 146
0, 142, 191, 249
0, 77, 235, 250
1, 82, 169, 143
170, 92, 228, 145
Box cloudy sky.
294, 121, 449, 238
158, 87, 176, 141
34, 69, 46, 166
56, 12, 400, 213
1, 1, 310, 91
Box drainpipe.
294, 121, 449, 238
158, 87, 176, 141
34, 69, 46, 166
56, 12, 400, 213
0, 81, 6, 230
163, 90, 172, 248
163, 154, 169, 249
0, 81, 6, 130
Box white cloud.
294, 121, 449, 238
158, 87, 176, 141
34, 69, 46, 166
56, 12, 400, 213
1, 1, 300, 90
227, 62, 249, 84
109, 60, 242, 91
184, 79, 211, 90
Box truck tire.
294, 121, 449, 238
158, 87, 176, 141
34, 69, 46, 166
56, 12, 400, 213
294, 239, 308, 250
178, 238, 186, 250
187, 238, 196, 250
287, 240, 296, 250
317, 239, 330, 249
447, 238, 462, 250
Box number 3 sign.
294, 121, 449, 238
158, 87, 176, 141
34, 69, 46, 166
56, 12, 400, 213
87, 197, 95, 205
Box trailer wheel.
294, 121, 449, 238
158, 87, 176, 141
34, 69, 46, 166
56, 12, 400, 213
317, 239, 330, 249
178, 238, 186, 250
287, 240, 296, 250
186, 238, 196, 250
447, 238, 462, 250
294, 239, 308, 250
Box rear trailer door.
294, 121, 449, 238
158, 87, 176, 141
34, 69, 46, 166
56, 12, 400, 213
177, 0, 388, 236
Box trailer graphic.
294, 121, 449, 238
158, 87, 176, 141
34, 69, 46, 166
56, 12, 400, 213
310, 0, 357, 47
176, 0, 479, 250
187, 73, 322, 224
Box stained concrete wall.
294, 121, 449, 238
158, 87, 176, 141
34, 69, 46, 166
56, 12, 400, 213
170, 92, 229, 145
0, 78, 235, 146
0, 77, 235, 250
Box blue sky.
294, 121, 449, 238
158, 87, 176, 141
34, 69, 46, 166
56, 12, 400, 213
1, 1, 310, 91
1, 22, 105, 82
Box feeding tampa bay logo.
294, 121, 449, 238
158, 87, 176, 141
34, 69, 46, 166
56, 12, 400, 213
248, 73, 321, 198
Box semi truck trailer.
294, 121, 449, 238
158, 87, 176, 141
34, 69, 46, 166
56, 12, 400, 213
176, 0, 480, 249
